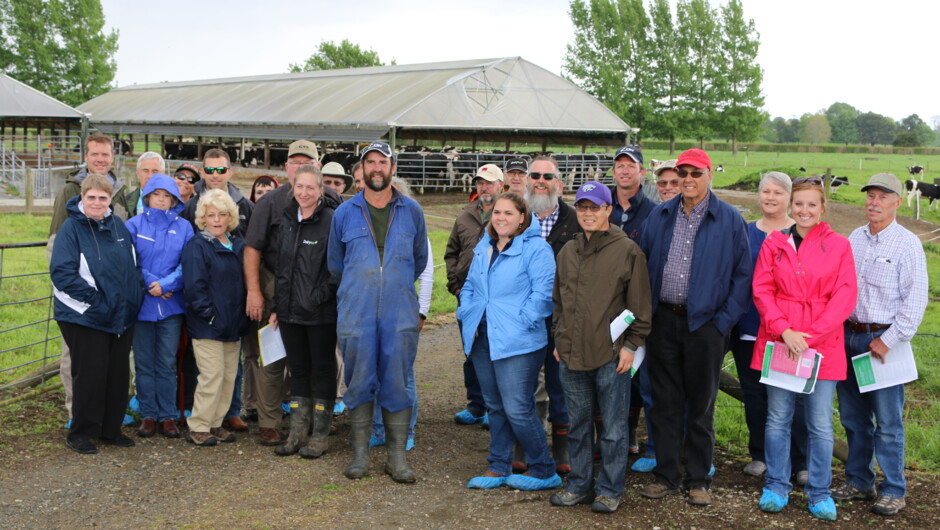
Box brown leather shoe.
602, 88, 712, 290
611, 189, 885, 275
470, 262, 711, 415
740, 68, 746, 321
688, 487, 713, 506
259, 427, 284, 446
186, 431, 218, 446
161, 419, 181, 438
210, 426, 236, 443
137, 418, 157, 438
223, 416, 249, 432
640, 482, 680, 499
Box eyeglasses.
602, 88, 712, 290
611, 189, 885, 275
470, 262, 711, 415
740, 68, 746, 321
793, 177, 823, 185
175, 173, 196, 183
203, 167, 230, 175
205, 212, 231, 220
657, 179, 681, 188
676, 168, 708, 179
575, 202, 606, 212
529, 172, 556, 180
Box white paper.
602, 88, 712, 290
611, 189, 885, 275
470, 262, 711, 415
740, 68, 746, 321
759, 340, 822, 394
258, 323, 287, 366
609, 308, 635, 343
851, 341, 918, 393
629, 346, 646, 377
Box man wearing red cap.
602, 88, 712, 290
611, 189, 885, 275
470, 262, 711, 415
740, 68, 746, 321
637, 148, 752, 506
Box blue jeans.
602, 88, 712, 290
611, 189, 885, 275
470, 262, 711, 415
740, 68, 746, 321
133, 315, 183, 422
373, 365, 418, 440
471, 327, 555, 478
838, 327, 906, 498
765, 379, 837, 504
560, 358, 630, 498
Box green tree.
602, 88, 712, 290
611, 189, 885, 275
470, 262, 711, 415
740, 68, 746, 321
0, 0, 118, 106
713, 0, 766, 154
289, 39, 392, 72
760, 119, 778, 143
675, 0, 721, 146
800, 114, 831, 144
645, 0, 690, 152
562, 0, 653, 137
856, 112, 897, 146
898, 114, 935, 147
825, 102, 859, 144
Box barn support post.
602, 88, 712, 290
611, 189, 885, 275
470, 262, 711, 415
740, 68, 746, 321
581, 144, 586, 154
263, 139, 270, 169
197, 136, 204, 159
388, 128, 397, 152
160, 135, 166, 158
541, 139, 548, 154
25, 168, 34, 216
471, 135, 477, 151
145, 134, 150, 152
824, 167, 832, 197
504, 138, 511, 152
240, 138, 246, 162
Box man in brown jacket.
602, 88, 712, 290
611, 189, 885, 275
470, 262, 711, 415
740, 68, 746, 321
549, 181, 652, 514
444, 164, 503, 425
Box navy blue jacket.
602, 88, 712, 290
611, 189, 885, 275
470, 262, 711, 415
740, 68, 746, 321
608, 184, 655, 241
638, 191, 753, 334
182, 232, 248, 341
50, 196, 145, 334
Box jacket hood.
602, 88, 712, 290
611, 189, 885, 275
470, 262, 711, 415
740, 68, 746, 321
765, 221, 835, 252
66, 194, 112, 222
68, 167, 125, 193
142, 173, 183, 204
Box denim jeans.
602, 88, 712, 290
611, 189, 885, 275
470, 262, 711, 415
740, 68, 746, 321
837, 326, 906, 498
471, 327, 554, 478
373, 364, 418, 440
133, 315, 183, 422
765, 379, 837, 504
458, 315, 485, 417
560, 358, 630, 498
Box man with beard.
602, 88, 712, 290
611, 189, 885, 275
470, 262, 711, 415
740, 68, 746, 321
328, 142, 428, 483
518, 155, 579, 475
445, 164, 504, 426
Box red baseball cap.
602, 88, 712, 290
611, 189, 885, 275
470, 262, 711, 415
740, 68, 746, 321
676, 149, 711, 170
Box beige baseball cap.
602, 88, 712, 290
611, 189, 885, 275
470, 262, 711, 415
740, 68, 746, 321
474, 163, 504, 182
861, 173, 903, 196
288, 140, 319, 160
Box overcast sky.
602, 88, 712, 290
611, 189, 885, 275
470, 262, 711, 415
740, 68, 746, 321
100, 0, 937, 124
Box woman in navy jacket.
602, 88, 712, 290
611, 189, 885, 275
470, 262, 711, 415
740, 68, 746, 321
181, 189, 247, 446
125, 174, 194, 439
458, 192, 561, 491
50, 174, 145, 454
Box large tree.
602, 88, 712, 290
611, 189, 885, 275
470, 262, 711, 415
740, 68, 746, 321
713, 0, 766, 154
825, 102, 860, 145
800, 113, 831, 144
675, 0, 722, 146
0, 0, 118, 107
856, 112, 897, 146
644, 0, 690, 152
289, 39, 391, 72
898, 114, 935, 147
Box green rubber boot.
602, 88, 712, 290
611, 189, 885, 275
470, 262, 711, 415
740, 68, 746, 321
300, 399, 332, 459
383, 407, 417, 483
343, 401, 373, 479
275, 397, 311, 456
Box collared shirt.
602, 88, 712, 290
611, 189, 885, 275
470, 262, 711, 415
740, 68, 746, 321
536, 205, 559, 241
660, 194, 710, 304
478, 201, 492, 227
849, 220, 928, 348
608, 184, 654, 241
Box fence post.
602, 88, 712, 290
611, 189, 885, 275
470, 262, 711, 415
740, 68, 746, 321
25, 168, 34, 216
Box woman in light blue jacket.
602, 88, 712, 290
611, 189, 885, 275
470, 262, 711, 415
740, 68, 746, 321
458, 192, 560, 492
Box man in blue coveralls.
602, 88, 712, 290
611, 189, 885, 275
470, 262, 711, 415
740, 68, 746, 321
328, 142, 428, 483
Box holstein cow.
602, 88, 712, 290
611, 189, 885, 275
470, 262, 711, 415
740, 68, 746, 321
909, 165, 925, 181
905, 179, 940, 210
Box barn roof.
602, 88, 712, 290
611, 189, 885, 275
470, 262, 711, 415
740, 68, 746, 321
77, 57, 630, 145
0, 73, 86, 122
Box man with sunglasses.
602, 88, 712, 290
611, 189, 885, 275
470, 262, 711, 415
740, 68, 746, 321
608, 146, 654, 241
181, 148, 253, 238
637, 148, 751, 506
173, 164, 200, 203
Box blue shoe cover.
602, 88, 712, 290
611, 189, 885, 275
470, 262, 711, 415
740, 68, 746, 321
454, 409, 485, 425
184, 409, 191, 418
631, 457, 657, 472
122, 414, 135, 426
370, 434, 386, 447
759, 488, 788, 513
467, 474, 508, 489
406, 438, 415, 451
505, 473, 563, 491
333, 401, 346, 416
282, 401, 291, 415
63, 419, 72, 429
708, 464, 716, 477
129, 395, 140, 414
809, 498, 837, 521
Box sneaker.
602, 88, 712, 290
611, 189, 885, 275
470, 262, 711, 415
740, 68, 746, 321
871, 495, 905, 516
99, 433, 135, 447
795, 470, 809, 487
631, 457, 656, 473
550, 489, 596, 506
640, 482, 679, 499
370, 434, 386, 447
759, 488, 788, 513
808, 497, 837, 521
467, 471, 508, 489
66, 437, 97, 454
454, 409, 487, 425
743, 460, 767, 477
333, 401, 347, 416
187, 431, 218, 446
687, 487, 712, 506
505, 472, 562, 491
591, 496, 620, 513
210, 426, 236, 443
831, 482, 876, 501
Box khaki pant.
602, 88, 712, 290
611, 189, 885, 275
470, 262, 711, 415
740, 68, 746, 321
257, 357, 288, 429
189, 338, 240, 432
335, 346, 346, 400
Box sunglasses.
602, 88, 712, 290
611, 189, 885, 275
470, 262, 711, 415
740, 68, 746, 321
203, 167, 230, 175
175, 173, 196, 183
793, 176, 823, 185
575, 202, 606, 212
676, 168, 708, 179
657, 178, 681, 188
529, 172, 556, 180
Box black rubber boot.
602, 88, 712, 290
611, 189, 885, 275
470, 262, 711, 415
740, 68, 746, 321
275, 397, 311, 456
552, 423, 570, 474
343, 401, 373, 479
382, 407, 416, 483
512, 442, 528, 472
300, 399, 332, 459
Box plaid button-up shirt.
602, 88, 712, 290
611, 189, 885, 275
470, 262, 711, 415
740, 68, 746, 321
660, 194, 709, 304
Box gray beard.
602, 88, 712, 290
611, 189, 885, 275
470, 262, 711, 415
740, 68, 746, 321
526, 189, 557, 213
366, 174, 391, 191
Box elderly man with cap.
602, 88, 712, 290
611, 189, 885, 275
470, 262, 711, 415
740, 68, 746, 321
608, 146, 654, 241
445, 163, 504, 426
173, 164, 200, 203
322, 162, 353, 196
637, 148, 752, 506
549, 181, 652, 513
504, 158, 528, 194
832, 173, 927, 517
328, 141, 428, 483
653, 160, 681, 203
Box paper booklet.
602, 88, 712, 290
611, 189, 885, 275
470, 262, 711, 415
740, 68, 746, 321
258, 323, 287, 366
851, 341, 918, 393
759, 340, 822, 394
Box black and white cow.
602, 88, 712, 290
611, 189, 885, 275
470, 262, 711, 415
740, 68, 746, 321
905, 179, 940, 210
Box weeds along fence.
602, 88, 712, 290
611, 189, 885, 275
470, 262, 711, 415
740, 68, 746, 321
0, 241, 60, 393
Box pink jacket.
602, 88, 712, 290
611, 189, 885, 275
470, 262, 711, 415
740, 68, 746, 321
750, 222, 857, 381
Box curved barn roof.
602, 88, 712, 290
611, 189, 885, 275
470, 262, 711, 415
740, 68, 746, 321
78, 57, 629, 144
0, 73, 85, 122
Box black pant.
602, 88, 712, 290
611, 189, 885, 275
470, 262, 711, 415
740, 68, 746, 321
58, 321, 133, 441
279, 322, 337, 401
648, 306, 726, 490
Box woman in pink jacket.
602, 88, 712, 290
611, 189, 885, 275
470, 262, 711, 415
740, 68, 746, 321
750, 177, 857, 521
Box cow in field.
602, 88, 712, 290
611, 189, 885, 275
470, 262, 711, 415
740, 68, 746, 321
905, 179, 940, 210
909, 165, 925, 181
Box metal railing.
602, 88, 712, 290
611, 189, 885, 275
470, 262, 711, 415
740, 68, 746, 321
1, 135, 83, 199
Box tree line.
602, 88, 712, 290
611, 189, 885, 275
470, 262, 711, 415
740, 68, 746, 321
763, 103, 938, 148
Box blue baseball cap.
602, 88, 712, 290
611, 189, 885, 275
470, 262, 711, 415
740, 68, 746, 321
575, 181, 612, 206
614, 145, 643, 164
360, 142, 394, 160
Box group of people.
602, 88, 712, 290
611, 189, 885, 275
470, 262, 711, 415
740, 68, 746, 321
48, 134, 926, 520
